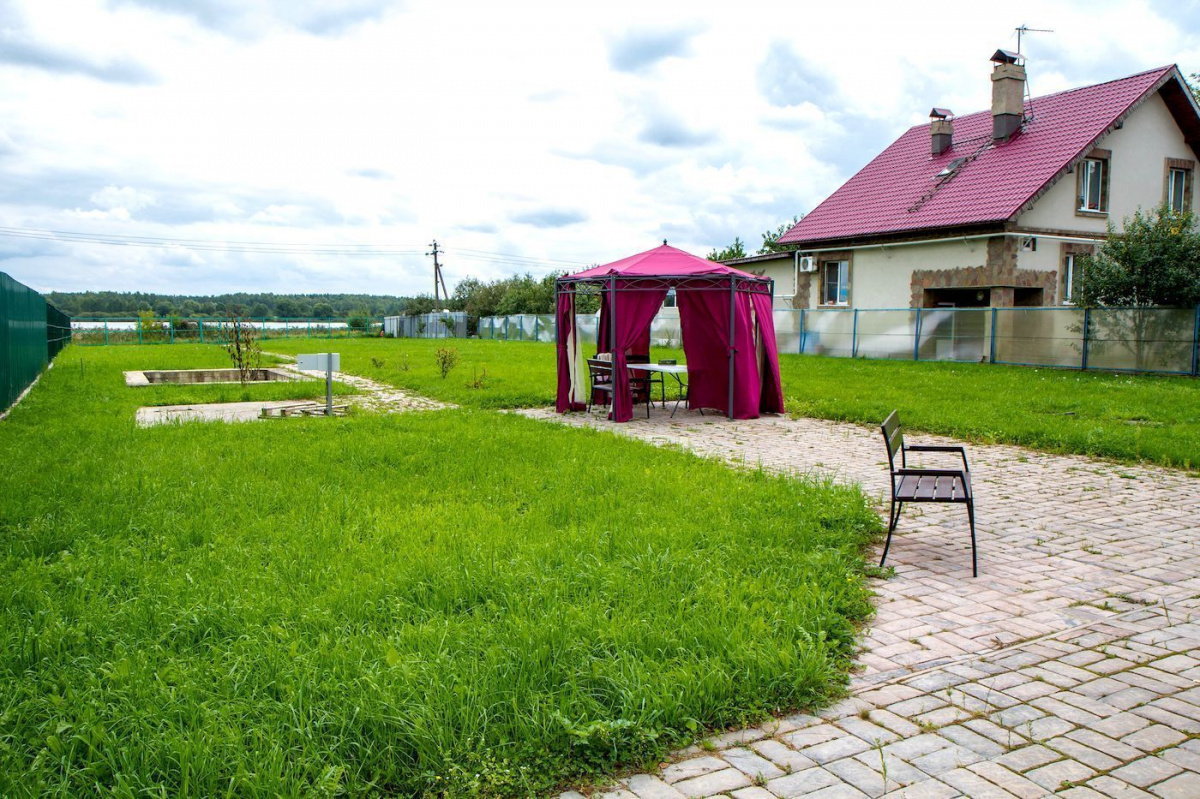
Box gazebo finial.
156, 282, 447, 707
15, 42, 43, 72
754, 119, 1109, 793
663, 239, 668, 246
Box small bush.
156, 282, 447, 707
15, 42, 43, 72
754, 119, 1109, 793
436, 347, 459, 379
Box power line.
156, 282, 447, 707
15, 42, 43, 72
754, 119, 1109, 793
0, 225, 587, 268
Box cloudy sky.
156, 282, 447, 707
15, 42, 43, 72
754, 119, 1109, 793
1, 0, 1198, 297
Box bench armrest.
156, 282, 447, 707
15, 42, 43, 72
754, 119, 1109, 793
895, 467, 968, 478
904, 444, 970, 471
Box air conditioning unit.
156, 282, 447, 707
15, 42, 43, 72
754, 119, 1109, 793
797, 255, 818, 273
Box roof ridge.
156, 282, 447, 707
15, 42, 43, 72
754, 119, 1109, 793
911, 65, 1178, 130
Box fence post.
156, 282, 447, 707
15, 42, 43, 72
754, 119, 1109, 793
851, 309, 859, 358
328, 317, 333, 339
913, 307, 921, 361
138, 320, 142, 345
199, 318, 204, 343
169, 319, 174, 344
798, 309, 805, 353
505, 317, 510, 341
1192, 304, 1199, 377
534, 316, 539, 341
104, 319, 109, 345
989, 308, 997, 363
1081, 307, 1091, 371
284, 319, 289, 339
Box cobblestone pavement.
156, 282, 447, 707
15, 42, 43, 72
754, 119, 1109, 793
277, 361, 449, 413
521, 407, 1200, 798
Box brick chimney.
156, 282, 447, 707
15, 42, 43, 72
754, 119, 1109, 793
991, 49, 1025, 140
930, 108, 954, 155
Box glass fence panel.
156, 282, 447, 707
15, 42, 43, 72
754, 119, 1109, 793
801, 310, 854, 357
519, 315, 537, 340
504, 317, 522, 340
773, 310, 801, 354
995, 308, 1085, 368
919, 309, 989, 362
576, 314, 599, 346
535, 315, 556, 342
1088, 308, 1194, 374
856, 310, 918, 360
650, 308, 682, 348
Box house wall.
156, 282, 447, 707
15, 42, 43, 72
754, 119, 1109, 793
1017, 92, 1199, 233
848, 240, 985, 309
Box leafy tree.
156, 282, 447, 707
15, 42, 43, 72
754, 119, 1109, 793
1074, 205, 1200, 370
707, 237, 746, 262
1075, 206, 1200, 308
758, 215, 804, 254
311, 301, 335, 318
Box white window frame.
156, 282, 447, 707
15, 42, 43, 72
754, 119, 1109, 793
1168, 167, 1189, 213
1078, 158, 1106, 212
821, 261, 849, 306
1063, 254, 1077, 305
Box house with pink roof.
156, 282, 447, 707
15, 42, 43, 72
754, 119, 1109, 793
727, 53, 1200, 310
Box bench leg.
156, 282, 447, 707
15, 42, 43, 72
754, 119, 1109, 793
967, 499, 978, 578
880, 500, 903, 568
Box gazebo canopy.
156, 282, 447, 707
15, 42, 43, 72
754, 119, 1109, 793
563, 244, 761, 282
555, 244, 784, 422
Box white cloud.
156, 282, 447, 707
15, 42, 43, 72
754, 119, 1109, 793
89, 185, 157, 212
0, 0, 1197, 295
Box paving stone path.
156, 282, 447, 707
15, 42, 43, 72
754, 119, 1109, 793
521, 407, 1200, 798
277, 360, 449, 413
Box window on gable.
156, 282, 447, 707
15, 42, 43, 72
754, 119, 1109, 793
821, 261, 849, 306
1167, 167, 1191, 213
1077, 157, 1108, 213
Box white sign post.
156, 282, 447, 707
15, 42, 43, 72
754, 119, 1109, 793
296, 353, 340, 416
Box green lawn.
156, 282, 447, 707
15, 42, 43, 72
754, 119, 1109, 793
776, 357, 1200, 470
0, 345, 878, 796
269, 337, 567, 409
269, 339, 1198, 469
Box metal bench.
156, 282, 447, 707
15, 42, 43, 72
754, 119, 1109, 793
880, 410, 977, 577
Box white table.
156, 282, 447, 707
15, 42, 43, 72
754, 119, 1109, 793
628, 362, 689, 416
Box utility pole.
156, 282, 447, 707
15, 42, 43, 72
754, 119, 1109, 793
427, 239, 449, 308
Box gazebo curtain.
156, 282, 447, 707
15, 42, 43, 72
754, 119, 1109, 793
597, 286, 669, 422
554, 291, 586, 412
752, 292, 785, 414
677, 286, 762, 419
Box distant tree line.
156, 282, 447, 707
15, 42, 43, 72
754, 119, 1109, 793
49, 291, 412, 319
50, 273, 597, 321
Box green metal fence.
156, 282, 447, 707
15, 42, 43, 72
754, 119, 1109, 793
70, 317, 385, 345
1, 272, 72, 412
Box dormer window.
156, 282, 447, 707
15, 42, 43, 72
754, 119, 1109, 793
1077, 155, 1109, 214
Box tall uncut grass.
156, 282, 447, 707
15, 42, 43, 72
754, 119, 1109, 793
273, 339, 1199, 469
0, 345, 879, 795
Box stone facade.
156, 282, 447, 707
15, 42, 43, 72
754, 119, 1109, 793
909, 236, 1058, 307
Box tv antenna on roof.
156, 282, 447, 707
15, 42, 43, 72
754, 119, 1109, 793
1014, 24, 1053, 57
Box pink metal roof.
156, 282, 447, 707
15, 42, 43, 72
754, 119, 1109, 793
566, 244, 761, 280
778, 66, 1179, 246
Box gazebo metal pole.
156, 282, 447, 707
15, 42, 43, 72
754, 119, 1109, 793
727, 277, 736, 420
609, 276, 618, 419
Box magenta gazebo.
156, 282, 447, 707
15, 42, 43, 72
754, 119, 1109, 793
555, 243, 784, 422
